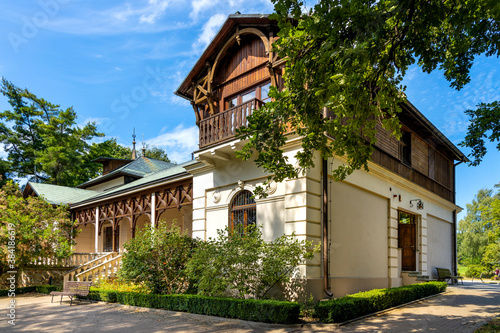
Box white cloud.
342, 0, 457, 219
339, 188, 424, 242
139, 0, 171, 24
193, 13, 226, 49
191, 0, 219, 19
146, 124, 199, 162
44, 0, 188, 35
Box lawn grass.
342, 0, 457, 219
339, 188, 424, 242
474, 316, 500, 333
458, 265, 467, 276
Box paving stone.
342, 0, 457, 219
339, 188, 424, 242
0, 282, 498, 332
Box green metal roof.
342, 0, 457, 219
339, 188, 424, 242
27, 182, 101, 205
26, 159, 197, 207
77, 157, 176, 188
70, 160, 196, 207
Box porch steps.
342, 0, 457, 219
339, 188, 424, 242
64, 252, 121, 282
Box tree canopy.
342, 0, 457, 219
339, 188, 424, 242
457, 183, 500, 271
0, 78, 102, 186
0, 182, 78, 275
0, 78, 172, 187
237, 0, 499, 195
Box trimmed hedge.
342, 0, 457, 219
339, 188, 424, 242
0, 285, 60, 296
88, 288, 299, 324
315, 282, 447, 323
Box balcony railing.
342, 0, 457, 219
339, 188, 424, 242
199, 98, 264, 148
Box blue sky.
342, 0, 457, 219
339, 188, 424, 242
0, 0, 499, 220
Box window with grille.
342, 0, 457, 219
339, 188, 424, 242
229, 190, 256, 233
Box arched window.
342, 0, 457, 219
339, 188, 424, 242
229, 190, 256, 232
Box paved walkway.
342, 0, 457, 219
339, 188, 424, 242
0, 282, 498, 332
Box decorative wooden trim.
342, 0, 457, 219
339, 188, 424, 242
72, 180, 193, 239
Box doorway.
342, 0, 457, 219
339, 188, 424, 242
398, 211, 417, 271
103, 226, 119, 252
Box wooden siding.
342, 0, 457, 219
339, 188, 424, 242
411, 134, 429, 176
216, 35, 267, 84
371, 147, 454, 202
215, 36, 270, 109
373, 119, 454, 202
374, 121, 399, 158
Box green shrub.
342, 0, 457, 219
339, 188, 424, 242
465, 264, 488, 278
35, 285, 60, 294
88, 288, 117, 303
119, 221, 198, 294
88, 288, 300, 324
315, 282, 447, 323
0, 285, 60, 296
186, 225, 319, 300
94, 280, 150, 293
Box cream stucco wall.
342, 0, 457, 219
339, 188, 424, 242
74, 224, 95, 253
330, 180, 389, 278
86, 176, 125, 192
426, 214, 453, 278
117, 218, 131, 252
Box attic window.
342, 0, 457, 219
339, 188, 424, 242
401, 131, 412, 166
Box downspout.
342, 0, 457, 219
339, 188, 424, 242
323, 158, 333, 297
452, 161, 463, 276
452, 210, 457, 276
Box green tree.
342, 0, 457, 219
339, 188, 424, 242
0, 182, 78, 275
35, 108, 102, 186
118, 222, 198, 294
140, 144, 172, 163
461, 101, 500, 166
479, 185, 500, 269
237, 0, 499, 195
457, 189, 494, 266
0, 159, 12, 188
79, 139, 133, 181
457, 184, 500, 274
0, 78, 102, 186
186, 225, 318, 300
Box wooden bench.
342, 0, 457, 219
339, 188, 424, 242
436, 267, 463, 285
50, 281, 93, 305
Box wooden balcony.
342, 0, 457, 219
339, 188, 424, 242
199, 98, 264, 149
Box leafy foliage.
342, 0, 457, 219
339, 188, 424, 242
0, 182, 78, 275
457, 184, 500, 272
118, 222, 198, 294
186, 225, 319, 300
0, 159, 12, 188
461, 101, 500, 166
140, 144, 172, 163
0, 78, 102, 186
88, 289, 301, 324
315, 282, 447, 323
237, 0, 500, 195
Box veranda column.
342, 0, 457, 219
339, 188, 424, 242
151, 192, 156, 228
95, 207, 99, 253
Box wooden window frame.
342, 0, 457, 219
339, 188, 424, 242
400, 131, 412, 167
229, 190, 257, 233
224, 81, 271, 111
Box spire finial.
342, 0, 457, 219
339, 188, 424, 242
142, 134, 146, 157
131, 128, 137, 160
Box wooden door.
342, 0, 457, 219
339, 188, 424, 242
104, 226, 119, 252
399, 223, 416, 271
104, 227, 113, 252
